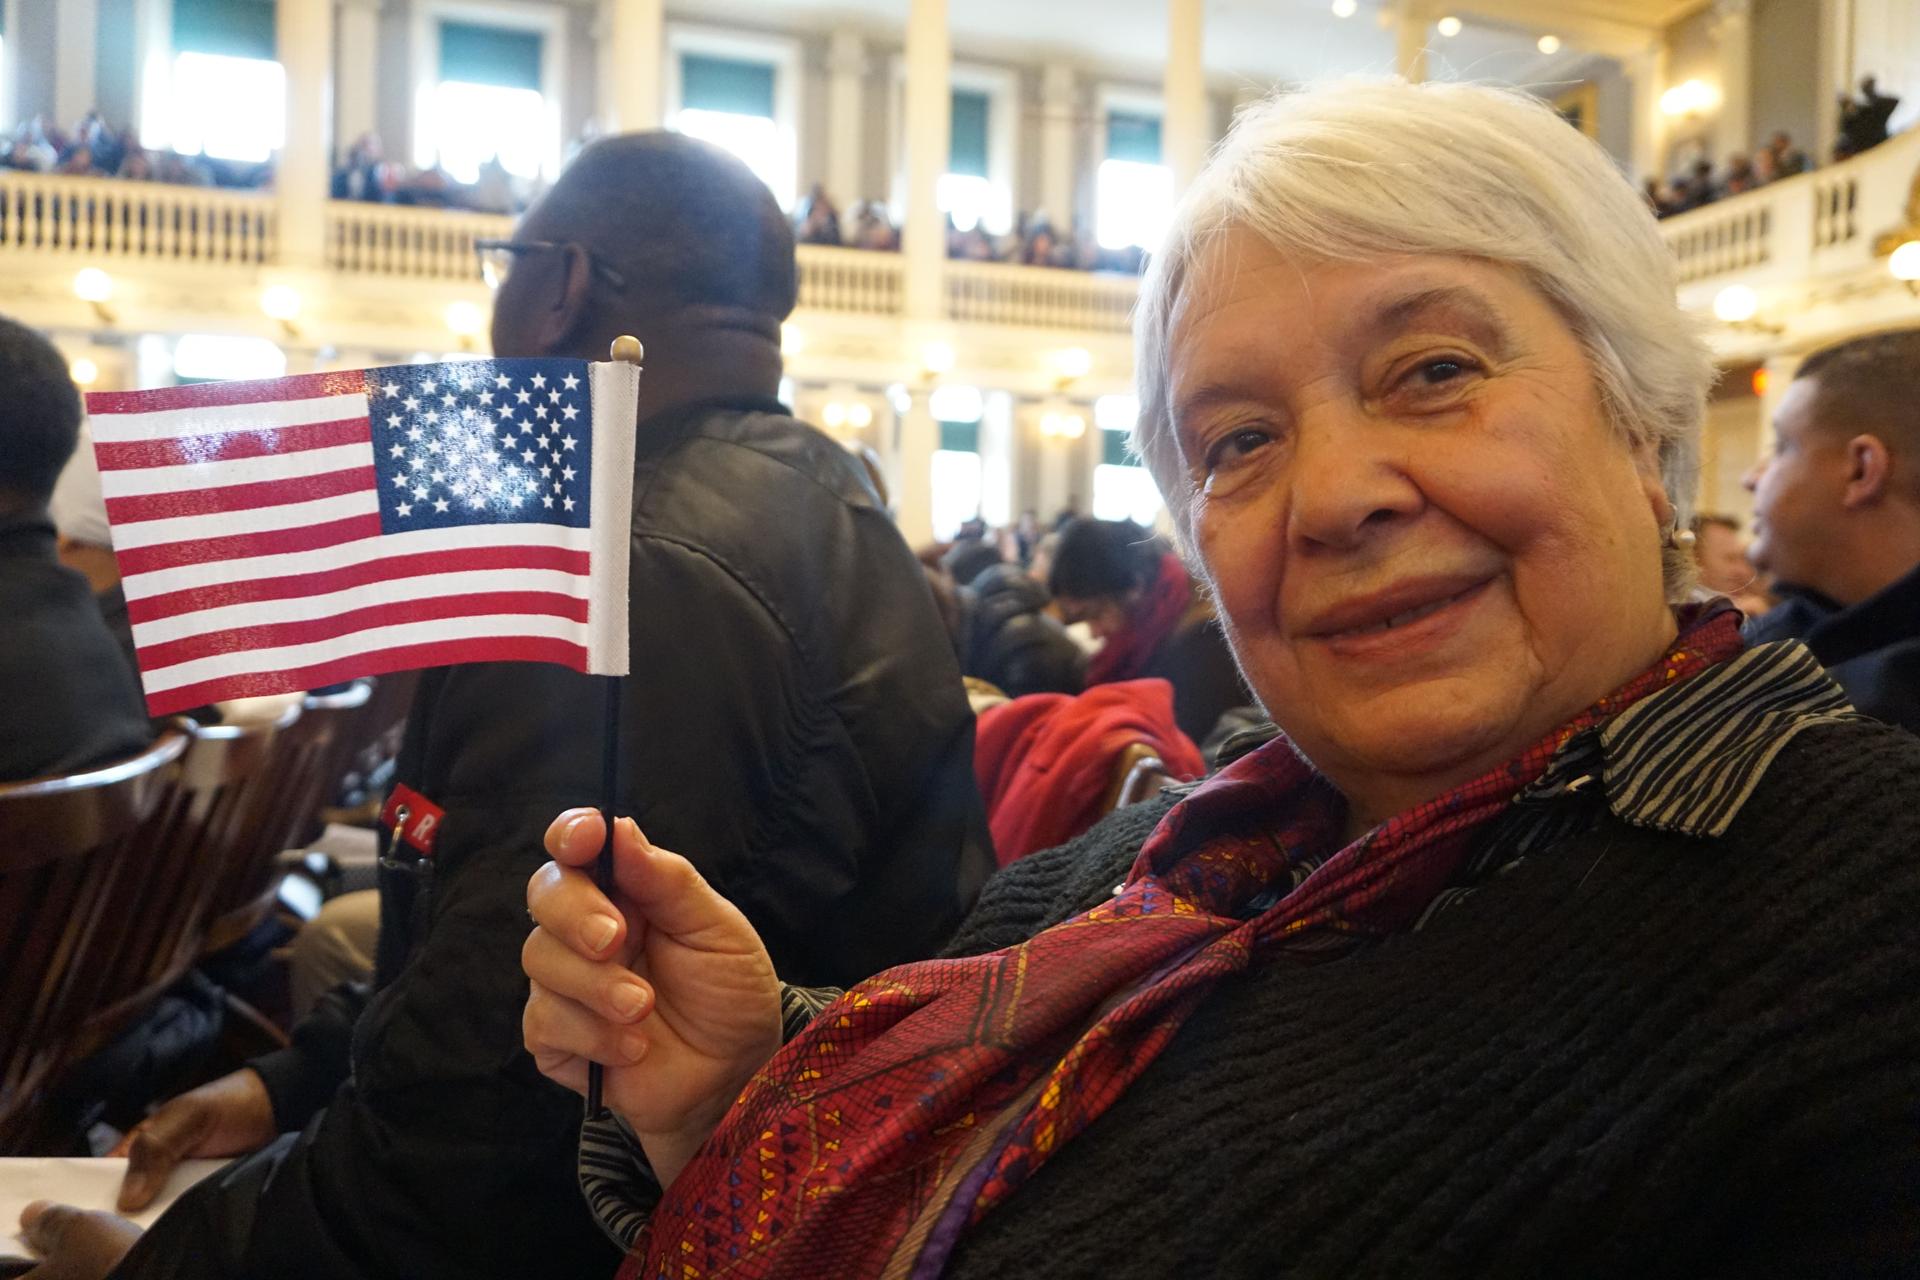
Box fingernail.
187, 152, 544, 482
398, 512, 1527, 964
561, 813, 590, 844
620, 1032, 648, 1062
583, 915, 619, 954
609, 983, 648, 1019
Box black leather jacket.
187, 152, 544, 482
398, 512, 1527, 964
117, 398, 994, 1280
960, 563, 1087, 698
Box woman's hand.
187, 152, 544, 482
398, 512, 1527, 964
523, 810, 782, 1184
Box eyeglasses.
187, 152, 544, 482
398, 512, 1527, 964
474, 239, 629, 292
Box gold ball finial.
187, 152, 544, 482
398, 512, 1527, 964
610, 335, 644, 365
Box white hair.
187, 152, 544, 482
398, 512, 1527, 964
1133, 78, 1715, 595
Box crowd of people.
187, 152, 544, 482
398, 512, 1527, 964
794, 182, 1151, 274
329, 132, 542, 215
0, 112, 273, 189
1647, 76, 1905, 218
5, 74, 1920, 1280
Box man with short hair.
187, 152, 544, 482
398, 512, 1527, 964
1743, 328, 1920, 733
28, 134, 991, 1280
0, 315, 149, 781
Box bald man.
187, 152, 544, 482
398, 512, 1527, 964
1743, 328, 1920, 733
37, 135, 990, 1280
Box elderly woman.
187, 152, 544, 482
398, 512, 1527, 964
522, 81, 1920, 1278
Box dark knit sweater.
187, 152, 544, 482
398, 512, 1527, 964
931, 717, 1920, 1279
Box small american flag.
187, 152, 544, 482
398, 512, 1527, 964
86, 357, 638, 716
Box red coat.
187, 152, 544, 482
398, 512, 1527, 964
973, 678, 1206, 866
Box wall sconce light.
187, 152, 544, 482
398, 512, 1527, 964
73, 268, 116, 324
1330, 0, 1356, 16
1436, 14, 1462, 37
1889, 240, 1920, 294
69, 356, 100, 387
444, 300, 485, 350
1660, 79, 1717, 118
1040, 410, 1087, 441
820, 400, 874, 432
920, 341, 956, 379
1050, 346, 1093, 390
1537, 34, 1561, 54
1711, 284, 1783, 335
261, 284, 303, 339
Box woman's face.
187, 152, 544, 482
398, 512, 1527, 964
1167, 233, 1677, 824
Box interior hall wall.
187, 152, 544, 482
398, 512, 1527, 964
1852, 0, 1920, 135
95, 0, 138, 128
11, 0, 57, 123
376, 0, 411, 163
1750, 0, 1819, 159
1661, 4, 1722, 174
1698, 391, 1763, 526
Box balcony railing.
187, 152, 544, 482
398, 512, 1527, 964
796, 244, 905, 316
0, 173, 276, 265
945, 258, 1137, 334
326, 201, 508, 281
1659, 126, 1920, 293
0, 169, 1142, 338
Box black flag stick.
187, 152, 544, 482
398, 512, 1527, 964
588, 334, 643, 1118
588, 669, 621, 1117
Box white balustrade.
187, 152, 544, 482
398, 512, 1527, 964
796, 245, 906, 315
1661, 127, 1920, 292
943, 259, 1136, 334
0, 170, 1149, 340
326, 202, 512, 281
0, 172, 276, 265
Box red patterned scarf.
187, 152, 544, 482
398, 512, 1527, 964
1085, 552, 1195, 685
629, 609, 1744, 1280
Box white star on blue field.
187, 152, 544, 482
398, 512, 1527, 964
367, 359, 594, 533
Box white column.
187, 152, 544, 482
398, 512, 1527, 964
978, 390, 1015, 528
54, 0, 99, 127
825, 30, 864, 207
278, 0, 334, 267
599, 0, 663, 132
1757, 354, 1799, 459
132, 0, 172, 149
335, 0, 380, 155
1394, 1, 1429, 84
1815, 0, 1852, 160
0, 0, 22, 131
1712, 0, 1752, 159
896, 392, 938, 547
1628, 42, 1669, 181
1162, 0, 1207, 195
1038, 63, 1076, 230
901, 0, 950, 321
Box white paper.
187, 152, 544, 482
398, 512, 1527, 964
0, 1158, 226, 1260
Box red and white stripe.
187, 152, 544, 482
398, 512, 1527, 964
88, 371, 599, 716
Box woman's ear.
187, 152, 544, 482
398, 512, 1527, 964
1631, 439, 1674, 530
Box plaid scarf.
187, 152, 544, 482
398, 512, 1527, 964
628, 608, 1744, 1280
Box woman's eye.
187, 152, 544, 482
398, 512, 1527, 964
1395, 355, 1481, 401
1203, 427, 1272, 472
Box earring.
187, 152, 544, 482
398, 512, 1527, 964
1664, 524, 1697, 551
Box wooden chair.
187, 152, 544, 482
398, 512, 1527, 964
66, 708, 298, 1051
0, 727, 190, 1150
190, 698, 315, 956
1103, 742, 1172, 813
